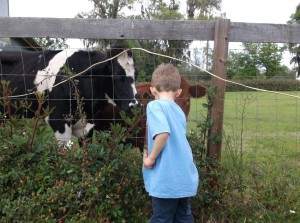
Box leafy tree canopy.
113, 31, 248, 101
34, 37, 68, 50
227, 43, 287, 79
75, 0, 222, 82
287, 3, 300, 75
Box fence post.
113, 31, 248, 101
207, 18, 230, 160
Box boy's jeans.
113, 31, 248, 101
149, 197, 194, 223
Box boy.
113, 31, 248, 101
143, 63, 199, 223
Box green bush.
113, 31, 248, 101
0, 116, 150, 222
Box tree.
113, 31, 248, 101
77, 0, 137, 49
34, 37, 68, 50
139, 0, 188, 65
257, 43, 286, 78
227, 43, 286, 79
288, 3, 300, 77
227, 50, 260, 79
186, 0, 222, 82
187, 0, 222, 19
78, 0, 223, 81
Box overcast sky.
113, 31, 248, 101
221, 0, 298, 23
9, 0, 93, 18
9, 0, 299, 24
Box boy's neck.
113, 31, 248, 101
150, 86, 182, 101
155, 91, 177, 101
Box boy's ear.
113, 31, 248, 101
175, 89, 182, 98
150, 86, 158, 97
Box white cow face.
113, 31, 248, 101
108, 50, 140, 112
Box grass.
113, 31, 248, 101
188, 91, 300, 158
188, 91, 300, 222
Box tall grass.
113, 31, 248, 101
188, 91, 300, 222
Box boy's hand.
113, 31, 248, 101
143, 156, 156, 168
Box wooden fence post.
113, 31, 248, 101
207, 19, 230, 160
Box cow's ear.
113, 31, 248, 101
143, 90, 153, 99
189, 84, 207, 98
108, 47, 120, 57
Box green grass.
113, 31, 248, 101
188, 90, 300, 173
188, 91, 300, 159
188, 91, 300, 222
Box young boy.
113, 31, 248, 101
143, 63, 199, 223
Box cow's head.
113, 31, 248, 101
136, 77, 207, 119
176, 77, 207, 118
106, 47, 140, 112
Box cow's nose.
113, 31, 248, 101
124, 101, 141, 116
128, 100, 142, 112
129, 99, 140, 107
133, 102, 142, 110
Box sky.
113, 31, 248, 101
7, 0, 300, 66
221, 0, 299, 24
8, 0, 299, 23
8, 0, 94, 19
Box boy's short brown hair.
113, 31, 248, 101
151, 63, 181, 92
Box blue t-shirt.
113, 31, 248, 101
142, 99, 199, 198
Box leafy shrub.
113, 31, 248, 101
0, 117, 150, 222
0, 82, 150, 222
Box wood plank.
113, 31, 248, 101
0, 17, 215, 40
1, 17, 300, 43
230, 22, 300, 43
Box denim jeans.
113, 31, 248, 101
149, 197, 194, 223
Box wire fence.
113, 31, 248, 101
1, 43, 300, 154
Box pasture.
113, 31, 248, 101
188, 90, 300, 222
188, 91, 300, 160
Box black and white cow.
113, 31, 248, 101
0, 46, 140, 145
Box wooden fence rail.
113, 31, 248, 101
1, 17, 300, 43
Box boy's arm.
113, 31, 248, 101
143, 132, 169, 168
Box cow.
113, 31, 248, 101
136, 77, 206, 119
97, 77, 207, 152
0, 46, 140, 146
